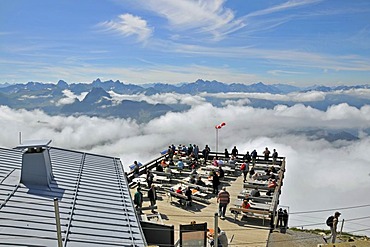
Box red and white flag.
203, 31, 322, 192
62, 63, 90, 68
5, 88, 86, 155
215, 122, 226, 129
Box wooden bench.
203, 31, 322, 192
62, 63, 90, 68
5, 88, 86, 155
155, 175, 171, 183
152, 171, 172, 179
243, 183, 269, 191
229, 207, 270, 225
167, 191, 189, 206
182, 182, 212, 193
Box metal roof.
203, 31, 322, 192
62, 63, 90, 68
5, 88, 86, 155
0, 146, 146, 246
16, 139, 52, 148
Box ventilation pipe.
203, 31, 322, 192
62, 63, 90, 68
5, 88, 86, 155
17, 140, 53, 187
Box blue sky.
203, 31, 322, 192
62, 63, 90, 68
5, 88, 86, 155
1, 0, 370, 86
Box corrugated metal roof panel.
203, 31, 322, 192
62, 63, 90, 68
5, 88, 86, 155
0, 146, 146, 246
16, 139, 52, 148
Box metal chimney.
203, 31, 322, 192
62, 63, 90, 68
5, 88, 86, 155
17, 140, 53, 187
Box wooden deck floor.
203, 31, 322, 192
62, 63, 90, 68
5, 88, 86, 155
131, 170, 272, 247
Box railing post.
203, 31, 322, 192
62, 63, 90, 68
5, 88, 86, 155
340, 218, 345, 236
54, 198, 63, 247
214, 212, 218, 247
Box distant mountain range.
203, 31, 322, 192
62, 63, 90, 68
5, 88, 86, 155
0, 78, 369, 141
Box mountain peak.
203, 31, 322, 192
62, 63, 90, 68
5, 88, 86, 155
57, 80, 68, 89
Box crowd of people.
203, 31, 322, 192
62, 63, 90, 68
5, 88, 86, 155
131, 144, 282, 246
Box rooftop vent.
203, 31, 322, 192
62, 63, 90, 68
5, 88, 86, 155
17, 140, 53, 187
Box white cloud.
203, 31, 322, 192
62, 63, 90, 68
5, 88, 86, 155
1, 102, 370, 236
268, 69, 307, 76
137, 0, 245, 40
98, 13, 153, 42
109, 91, 207, 107
221, 98, 251, 106
56, 89, 88, 106
201, 91, 326, 102
246, 0, 323, 18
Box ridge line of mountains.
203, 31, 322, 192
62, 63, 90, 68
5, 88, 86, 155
1, 78, 369, 94
1, 78, 367, 141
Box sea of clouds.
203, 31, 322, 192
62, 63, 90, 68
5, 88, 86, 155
1, 97, 369, 236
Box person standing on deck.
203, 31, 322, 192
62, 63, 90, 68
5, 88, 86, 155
263, 147, 270, 161
134, 187, 143, 209
231, 146, 238, 157
224, 149, 229, 159
147, 184, 157, 213
133, 161, 140, 178
217, 187, 230, 220
202, 145, 211, 164
240, 162, 249, 183
243, 151, 251, 163
146, 170, 154, 188
212, 172, 220, 194
185, 186, 192, 206
277, 208, 283, 228
193, 144, 199, 160
272, 149, 278, 165
251, 149, 257, 165
323, 211, 341, 243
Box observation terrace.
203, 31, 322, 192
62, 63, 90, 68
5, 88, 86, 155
127, 149, 287, 247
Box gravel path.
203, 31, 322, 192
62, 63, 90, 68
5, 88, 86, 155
267, 229, 327, 247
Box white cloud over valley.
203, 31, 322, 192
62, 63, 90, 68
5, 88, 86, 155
0, 102, 369, 236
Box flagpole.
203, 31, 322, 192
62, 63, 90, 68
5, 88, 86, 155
216, 128, 219, 157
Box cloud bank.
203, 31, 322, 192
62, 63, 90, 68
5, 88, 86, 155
0, 102, 369, 236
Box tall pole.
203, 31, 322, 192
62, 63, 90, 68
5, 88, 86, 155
216, 128, 219, 155
214, 213, 219, 247
54, 198, 63, 247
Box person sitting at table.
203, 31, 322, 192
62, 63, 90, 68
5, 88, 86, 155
270, 166, 277, 173
189, 174, 196, 184
196, 176, 206, 187
156, 162, 164, 172
268, 178, 277, 188
164, 166, 172, 178
190, 166, 198, 175
249, 167, 255, 179
176, 186, 183, 194
228, 156, 236, 169
182, 145, 188, 154
218, 166, 225, 180
254, 170, 271, 180
267, 178, 277, 196
168, 159, 175, 167
250, 187, 260, 197
160, 159, 167, 167
212, 157, 219, 167
241, 199, 251, 209
177, 160, 184, 172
